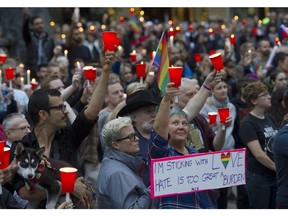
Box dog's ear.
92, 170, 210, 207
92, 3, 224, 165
14, 142, 25, 156
34, 147, 45, 158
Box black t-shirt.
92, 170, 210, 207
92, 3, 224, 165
239, 113, 278, 177
10, 108, 97, 193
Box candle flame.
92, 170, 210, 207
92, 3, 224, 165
132, 50, 136, 54
149, 71, 155, 76
50, 21, 55, 27
27, 70, 30, 74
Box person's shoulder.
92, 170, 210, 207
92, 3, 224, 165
13, 89, 27, 96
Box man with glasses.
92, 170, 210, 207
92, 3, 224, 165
96, 116, 151, 209
2, 113, 31, 208
9, 51, 116, 208
3, 113, 31, 148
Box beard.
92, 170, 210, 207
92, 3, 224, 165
141, 119, 154, 132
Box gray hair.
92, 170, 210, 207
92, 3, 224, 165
170, 108, 188, 120
2, 113, 26, 133
102, 117, 132, 147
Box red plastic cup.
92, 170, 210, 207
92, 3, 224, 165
0, 141, 4, 166
218, 108, 230, 124
229, 34, 236, 45
102, 31, 117, 52
59, 167, 78, 193
0, 147, 10, 170
208, 112, 218, 125
150, 51, 156, 60
168, 67, 183, 88
194, 53, 201, 63
115, 38, 121, 46
130, 52, 136, 63
135, 63, 146, 78
168, 29, 175, 37
0, 54, 7, 64
209, 50, 216, 55
5, 68, 14, 80
209, 53, 224, 71
30, 80, 38, 91
83, 66, 96, 81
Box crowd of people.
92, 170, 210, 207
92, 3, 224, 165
1, 7, 288, 209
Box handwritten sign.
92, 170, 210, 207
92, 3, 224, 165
150, 149, 246, 198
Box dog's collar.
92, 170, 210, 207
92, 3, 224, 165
24, 157, 56, 192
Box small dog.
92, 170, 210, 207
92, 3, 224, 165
14, 142, 80, 209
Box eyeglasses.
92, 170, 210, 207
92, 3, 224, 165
9, 126, 31, 131
116, 132, 138, 142
46, 104, 66, 112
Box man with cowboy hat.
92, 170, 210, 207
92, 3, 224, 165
114, 89, 159, 187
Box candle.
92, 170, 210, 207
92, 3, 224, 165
0, 54, 7, 64
102, 31, 117, 51
168, 65, 183, 104
59, 167, 78, 202
149, 71, 155, 76
229, 34, 236, 45
76, 61, 81, 70
135, 61, 146, 84
30, 78, 38, 90
26, 70, 30, 85
0, 70, 2, 85
130, 50, 136, 63
150, 51, 156, 60
209, 53, 224, 72
64, 50, 68, 58
170, 36, 174, 47
20, 77, 24, 87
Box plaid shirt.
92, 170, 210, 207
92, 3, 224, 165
148, 130, 218, 209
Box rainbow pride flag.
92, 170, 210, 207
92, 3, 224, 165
151, 31, 170, 94
130, 13, 141, 33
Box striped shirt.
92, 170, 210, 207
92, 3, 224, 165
148, 130, 218, 209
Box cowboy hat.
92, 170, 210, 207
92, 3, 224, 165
117, 90, 159, 117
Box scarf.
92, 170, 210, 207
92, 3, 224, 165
24, 157, 56, 192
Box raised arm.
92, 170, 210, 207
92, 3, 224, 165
154, 82, 180, 139
84, 51, 116, 121
183, 70, 222, 122
61, 70, 82, 101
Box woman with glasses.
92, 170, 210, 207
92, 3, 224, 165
239, 81, 278, 208
96, 116, 151, 209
